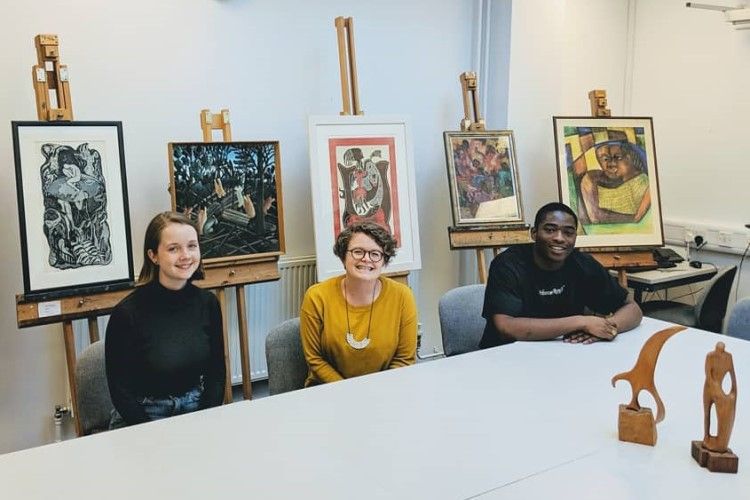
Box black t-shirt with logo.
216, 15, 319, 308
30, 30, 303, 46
479, 244, 628, 348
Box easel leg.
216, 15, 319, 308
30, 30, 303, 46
63, 320, 82, 436
617, 269, 627, 289
235, 286, 252, 400
87, 317, 99, 344
477, 249, 488, 284
214, 288, 233, 404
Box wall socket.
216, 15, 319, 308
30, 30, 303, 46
717, 231, 733, 247
664, 219, 750, 256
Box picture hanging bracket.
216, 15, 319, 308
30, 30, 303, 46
200, 108, 233, 142
32, 34, 73, 121
335, 16, 363, 116
459, 71, 485, 131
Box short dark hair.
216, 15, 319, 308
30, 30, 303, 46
138, 211, 205, 284
533, 202, 578, 229
333, 222, 397, 265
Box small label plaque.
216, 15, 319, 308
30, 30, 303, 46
38, 301, 62, 318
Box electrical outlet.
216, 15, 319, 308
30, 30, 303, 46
718, 231, 732, 247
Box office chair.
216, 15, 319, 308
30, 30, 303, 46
438, 284, 486, 356
640, 266, 737, 333
265, 318, 308, 395
726, 297, 750, 341
75, 340, 114, 435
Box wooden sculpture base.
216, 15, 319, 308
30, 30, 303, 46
691, 441, 739, 473
618, 405, 657, 446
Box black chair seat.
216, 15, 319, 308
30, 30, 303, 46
640, 301, 698, 328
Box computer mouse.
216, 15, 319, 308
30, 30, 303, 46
690, 261, 702, 269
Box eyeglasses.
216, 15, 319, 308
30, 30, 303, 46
347, 248, 384, 262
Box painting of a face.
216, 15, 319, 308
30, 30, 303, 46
595, 144, 638, 184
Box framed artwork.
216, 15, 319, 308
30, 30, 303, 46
12, 121, 134, 299
308, 115, 421, 280
553, 117, 664, 248
443, 130, 524, 226
168, 141, 285, 264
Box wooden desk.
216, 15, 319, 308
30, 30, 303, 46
0, 318, 746, 499
621, 261, 717, 303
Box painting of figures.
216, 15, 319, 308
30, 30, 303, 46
443, 130, 524, 226
308, 116, 421, 280
329, 137, 401, 243
13, 122, 133, 299
168, 141, 285, 263
553, 117, 663, 248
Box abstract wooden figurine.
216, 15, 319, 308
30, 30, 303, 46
611, 325, 686, 445
691, 342, 739, 473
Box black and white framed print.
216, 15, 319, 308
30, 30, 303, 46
12, 121, 134, 299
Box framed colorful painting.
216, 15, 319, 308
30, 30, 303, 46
12, 121, 134, 299
168, 141, 285, 265
443, 130, 524, 227
308, 115, 421, 280
553, 117, 663, 248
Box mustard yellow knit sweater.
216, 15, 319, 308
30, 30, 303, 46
300, 275, 417, 386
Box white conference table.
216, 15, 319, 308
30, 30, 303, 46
0, 318, 747, 499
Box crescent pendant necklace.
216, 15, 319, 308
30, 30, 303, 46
344, 278, 377, 350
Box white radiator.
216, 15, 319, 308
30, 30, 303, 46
73, 256, 318, 383
227, 256, 317, 381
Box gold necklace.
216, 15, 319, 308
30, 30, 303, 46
344, 278, 377, 350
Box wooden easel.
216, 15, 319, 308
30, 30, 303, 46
333, 17, 408, 285
460, 72, 486, 131
193, 108, 284, 402
335, 17, 363, 116
448, 71, 531, 283
32, 34, 73, 121
583, 89, 656, 287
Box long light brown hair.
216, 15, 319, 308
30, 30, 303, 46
138, 211, 205, 284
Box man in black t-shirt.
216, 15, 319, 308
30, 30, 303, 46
479, 202, 642, 348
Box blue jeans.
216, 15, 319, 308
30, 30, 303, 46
109, 384, 203, 429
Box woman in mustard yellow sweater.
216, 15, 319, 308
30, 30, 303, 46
300, 222, 417, 386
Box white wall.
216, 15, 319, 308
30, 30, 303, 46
630, 0, 750, 300
631, 0, 750, 230
0, 0, 486, 453
507, 0, 631, 215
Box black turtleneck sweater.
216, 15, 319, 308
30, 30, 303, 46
105, 280, 225, 425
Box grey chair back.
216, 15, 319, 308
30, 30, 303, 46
75, 340, 114, 435
726, 297, 750, 341
265, 318, 308, 395
438, 284, 486, 356
696, 266, 737, 333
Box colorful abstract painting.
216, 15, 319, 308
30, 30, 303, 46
443, 130, 524, 226
553, 117, 663, 248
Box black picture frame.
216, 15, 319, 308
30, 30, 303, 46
12, 121, 134, 300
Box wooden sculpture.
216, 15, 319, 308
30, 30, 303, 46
691, 342, 739, 473
611, 325, 686, 445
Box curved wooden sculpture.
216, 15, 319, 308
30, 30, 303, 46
611, 325, 686, 445
691, 342, 739, 473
